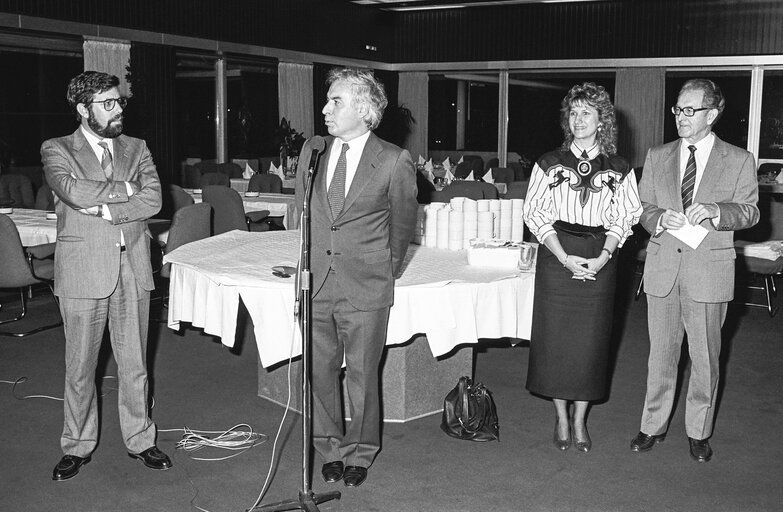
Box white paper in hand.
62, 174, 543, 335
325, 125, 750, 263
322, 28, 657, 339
669, 223, 709, 249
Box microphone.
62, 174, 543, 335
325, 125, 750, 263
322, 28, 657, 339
308, 136, 326, 171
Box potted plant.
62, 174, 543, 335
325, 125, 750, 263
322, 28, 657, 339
274, 117, 306, 177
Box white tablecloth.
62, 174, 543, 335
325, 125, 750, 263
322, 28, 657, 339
164, 230, 535, 368
6, 208, 57, 246
188, 191, 299, 229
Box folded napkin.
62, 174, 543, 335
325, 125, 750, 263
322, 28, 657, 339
418, 155, 426, 164
465, 171, 475, 181
483, 169, 495, 184
426, 169, 436, 184
743, 241, 783, 260
445, 169, 456, 183
424, 160, 434, 173
457, 156, 464, 164
442, 157, 451, 171
269, 162, 284, 179
243, 162, 254, 179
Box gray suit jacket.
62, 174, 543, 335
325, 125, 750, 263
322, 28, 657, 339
295, 133, 418, 311
41, 128, 162, 298
639, 135, 759, 302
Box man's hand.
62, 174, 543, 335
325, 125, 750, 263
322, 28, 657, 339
685, 202, 719, 226
660, 209, 688, 230
77, 206, 100, 216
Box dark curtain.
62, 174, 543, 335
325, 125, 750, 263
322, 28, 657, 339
614, 67, 665, 171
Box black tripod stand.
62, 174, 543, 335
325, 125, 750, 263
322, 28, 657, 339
251, 137, 339, 512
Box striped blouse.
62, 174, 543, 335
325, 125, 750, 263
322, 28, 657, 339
523, 142, 642, 246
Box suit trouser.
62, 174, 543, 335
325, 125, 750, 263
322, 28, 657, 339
642, 280, 727, 440
311, 270, 389, 468
59, 252, 156, 456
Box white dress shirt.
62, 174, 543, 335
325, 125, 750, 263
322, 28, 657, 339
325, 130, 372, 196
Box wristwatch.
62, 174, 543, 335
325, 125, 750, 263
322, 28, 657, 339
601, 247, 613, 259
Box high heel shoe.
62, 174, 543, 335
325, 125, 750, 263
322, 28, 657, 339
572, 422, 592, 453
553, 419, 571, 451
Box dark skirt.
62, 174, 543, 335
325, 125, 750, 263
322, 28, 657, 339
526, 222, 618, 401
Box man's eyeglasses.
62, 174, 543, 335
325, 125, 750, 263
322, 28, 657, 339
671, 106, 711, 117
88, 97, 127, 111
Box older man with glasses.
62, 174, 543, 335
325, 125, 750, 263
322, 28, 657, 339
42, 70, 170, 481
631, 79, 759, 462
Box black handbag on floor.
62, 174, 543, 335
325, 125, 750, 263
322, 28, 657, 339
440, 376, 499, 442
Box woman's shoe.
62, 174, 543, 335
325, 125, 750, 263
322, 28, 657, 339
572, 422, 592, 453
553, 419, 571, 451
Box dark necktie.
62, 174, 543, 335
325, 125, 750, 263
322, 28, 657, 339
98, 141, 114, 181
328, 143, 349, 217
681, 145, 697, 210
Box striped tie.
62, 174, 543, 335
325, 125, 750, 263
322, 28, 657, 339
98, 141, 114, 181
328, 143, 349, 217
681, 145, 697, 211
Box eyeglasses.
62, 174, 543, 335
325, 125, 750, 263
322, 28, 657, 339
88, 97, 127, 111
671, 106, 711, 117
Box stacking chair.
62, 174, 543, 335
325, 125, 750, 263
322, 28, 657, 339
34, 181, 55, 210
463, 155, 485, 175
503, 181, 530, 200
416, 171, 436, 204
201, 185, 272, 234
0, 174, 36, 209
248, 173, 283, 194
160, 203, 212, 279
452, 161, 473, 180
170, 184, 195, 212
489, 167, 515, 185
432, 181, 499, 202
0, 214, 61, 337
184, 165, 201, 189
486, 157, 499, 171
734, 241, 783, 317
200, 172, 230, 187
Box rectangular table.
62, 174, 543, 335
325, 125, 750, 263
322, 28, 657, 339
164, 230, 534, 421
5, 208, 57, 246
187, 191, 299, 229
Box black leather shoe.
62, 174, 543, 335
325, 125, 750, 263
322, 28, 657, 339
343, 466, 368, 487
52, 454, 91, 481
630, 431, 666, 452
128, 446, 172, 470
321, 461, 344, 483
688, 437, 713, 462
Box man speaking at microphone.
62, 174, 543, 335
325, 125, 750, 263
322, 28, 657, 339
295, 67, 417, 487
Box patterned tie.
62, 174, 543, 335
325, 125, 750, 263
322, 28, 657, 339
681, 145, 697, 210
98, 141, 114, 181
328, 143, 349, 217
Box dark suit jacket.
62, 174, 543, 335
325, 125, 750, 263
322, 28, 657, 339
639, 135, 759, 302
295, 133, 418, 311
41, 128, 162, 298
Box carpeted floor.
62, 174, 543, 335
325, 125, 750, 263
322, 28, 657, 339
1, 264, 782, 512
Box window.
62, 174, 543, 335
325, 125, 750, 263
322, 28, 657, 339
759, 70, 783, 162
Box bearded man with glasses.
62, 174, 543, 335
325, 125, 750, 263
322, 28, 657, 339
631, 79, 759, 462
42, 71, 170, 481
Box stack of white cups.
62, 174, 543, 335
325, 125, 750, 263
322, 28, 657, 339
489, 199, 502, 238
510, 199, 525, 241
423, 202, 446, 248
413, 205, 426, 245
436, 207, 450, 249
499, 199, 513, 240
462, 198, 478, 248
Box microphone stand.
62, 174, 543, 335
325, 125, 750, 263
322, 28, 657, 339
252, 148, 340, 512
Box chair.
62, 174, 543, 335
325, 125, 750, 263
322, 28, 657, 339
160, 203, 212, 279
248, 173, 283, 194
201, 185, 272, 235
486, 157, 499, 171
734, 241, 783, 317
34, 181, 55, 211
0, 214, 61, 337
170, 184, 195, 212
432, 181, 499, 202
184, 165, 201, 189
488, 167, 515, 185
0, 174, 35, 209
452, 161, 473, 180
504, 181, 530, 200
416, 171, 436, 204
463, 155, 485, 175
200, 172, 230, 187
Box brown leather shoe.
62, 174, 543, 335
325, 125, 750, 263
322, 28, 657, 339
688, 437, 713, 462
128, 446, 172, 470
321, 461, 344, 483
343, 466, 368, 487
52, 454, 91, 481
630, 431, 666, 452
